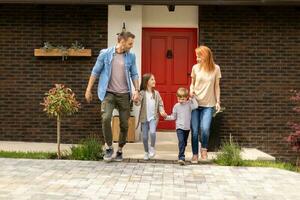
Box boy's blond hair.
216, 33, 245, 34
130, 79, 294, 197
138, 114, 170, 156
176, 87, 189, 98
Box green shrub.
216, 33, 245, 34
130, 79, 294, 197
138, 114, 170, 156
68, 136, 103, 161
215, 139, 243, 166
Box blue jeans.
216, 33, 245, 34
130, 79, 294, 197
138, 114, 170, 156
141, 119, 157, 153
191, 107, 214, 155
176, 129, 190, 161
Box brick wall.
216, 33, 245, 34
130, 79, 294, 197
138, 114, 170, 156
199, 6, 300, 162
0, 5, 299, 162
0, 5, 107, 143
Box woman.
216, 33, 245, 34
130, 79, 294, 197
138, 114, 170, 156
190, 45, 221, 163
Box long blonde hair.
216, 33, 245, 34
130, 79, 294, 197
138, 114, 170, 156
195, 46, 215, 72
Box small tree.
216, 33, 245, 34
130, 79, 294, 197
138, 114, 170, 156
287, 90, 300, 166
41, 84, 80, 158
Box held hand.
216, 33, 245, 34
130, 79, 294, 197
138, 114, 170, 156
85, 90, 93, 103
189, 90, 195, 97
132, 90, 140, 102
160, 111, 168, 118
216, 102, 221, 113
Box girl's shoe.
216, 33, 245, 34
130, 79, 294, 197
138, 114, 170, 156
149, 146, 156, 158
144, 152, 149, 160
201, 148, 208, 160
191, 155, 198, 164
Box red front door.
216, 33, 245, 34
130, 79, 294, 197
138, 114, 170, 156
142, 28, 197, 130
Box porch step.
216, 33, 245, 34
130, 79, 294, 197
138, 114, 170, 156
155, 131, 183, 143
138, 131, 192, 143
0, 140, 275, 162
240, 148, 275, 161
119, 142, 193, 161
116, 142, 275, 162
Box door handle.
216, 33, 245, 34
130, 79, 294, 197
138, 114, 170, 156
166, 49, 173, 59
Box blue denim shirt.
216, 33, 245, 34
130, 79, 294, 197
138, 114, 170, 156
91, 46, 139, 101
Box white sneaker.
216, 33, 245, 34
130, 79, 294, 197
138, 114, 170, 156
144, 152, 149, 160
149, 146, 155, 158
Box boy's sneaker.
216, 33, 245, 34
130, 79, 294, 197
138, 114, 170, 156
114, 151, 123, 162
149, 146, 156, 158
144, 152, 149, 160
103, 147, 114, 162
178, 160, 185, 166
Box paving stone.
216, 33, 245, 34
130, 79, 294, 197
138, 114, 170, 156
0, 158, 299, 200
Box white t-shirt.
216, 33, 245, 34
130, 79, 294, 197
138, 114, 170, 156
146, 91, 156, 121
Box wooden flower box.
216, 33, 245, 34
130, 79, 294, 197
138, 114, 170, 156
34, 48, 92, 57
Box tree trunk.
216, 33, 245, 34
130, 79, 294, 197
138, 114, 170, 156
57, 115, 61, 159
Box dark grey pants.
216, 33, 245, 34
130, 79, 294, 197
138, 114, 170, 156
101, 92, 130, 147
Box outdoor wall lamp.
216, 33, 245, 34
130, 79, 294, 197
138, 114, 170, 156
168, 5, 175, 12
122, 22, 126, 32
125, 5, 131, 11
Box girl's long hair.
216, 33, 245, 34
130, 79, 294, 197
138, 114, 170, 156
140, 73, 154, 92
195, 46, 215, 72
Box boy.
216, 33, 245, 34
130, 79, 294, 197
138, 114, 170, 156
165, 87, 198, 165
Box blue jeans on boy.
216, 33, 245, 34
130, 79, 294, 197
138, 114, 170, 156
141, 119, 157, 153
176, 129, 189, 161
191, 107, 214, 155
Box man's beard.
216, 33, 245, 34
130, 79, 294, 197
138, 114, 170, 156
124, 48, 130, 53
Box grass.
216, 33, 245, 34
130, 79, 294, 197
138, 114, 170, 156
0, 151, 56, 159
241, 160, 299, 172
0, 135, 103, 161
214, 159, 299, 173
214, 135, 299, 172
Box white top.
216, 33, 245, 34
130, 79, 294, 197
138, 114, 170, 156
146, 91, 156, 121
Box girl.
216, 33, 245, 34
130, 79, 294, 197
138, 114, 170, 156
135, 73, 167, 160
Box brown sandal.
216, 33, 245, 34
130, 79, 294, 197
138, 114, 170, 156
201, 148, 208, 160
191, 154, 198, 164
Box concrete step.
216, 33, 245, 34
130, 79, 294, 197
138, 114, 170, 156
0, 140, 275, 162
119, 142, 193, 161
240, 148, 275, 161
122, 141, 191, 151
155, 131, 181, 143
116, 142, 275, 162
137, 131, 192, 143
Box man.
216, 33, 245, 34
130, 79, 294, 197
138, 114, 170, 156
85, 31, 139, 162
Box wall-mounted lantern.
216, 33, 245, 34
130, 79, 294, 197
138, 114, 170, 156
168, 5, 175, 12
125, 5, 131, 11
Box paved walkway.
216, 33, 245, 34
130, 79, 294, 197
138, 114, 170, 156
0, 158, 299, 200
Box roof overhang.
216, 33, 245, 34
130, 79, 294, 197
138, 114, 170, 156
0, 0, 300, 6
